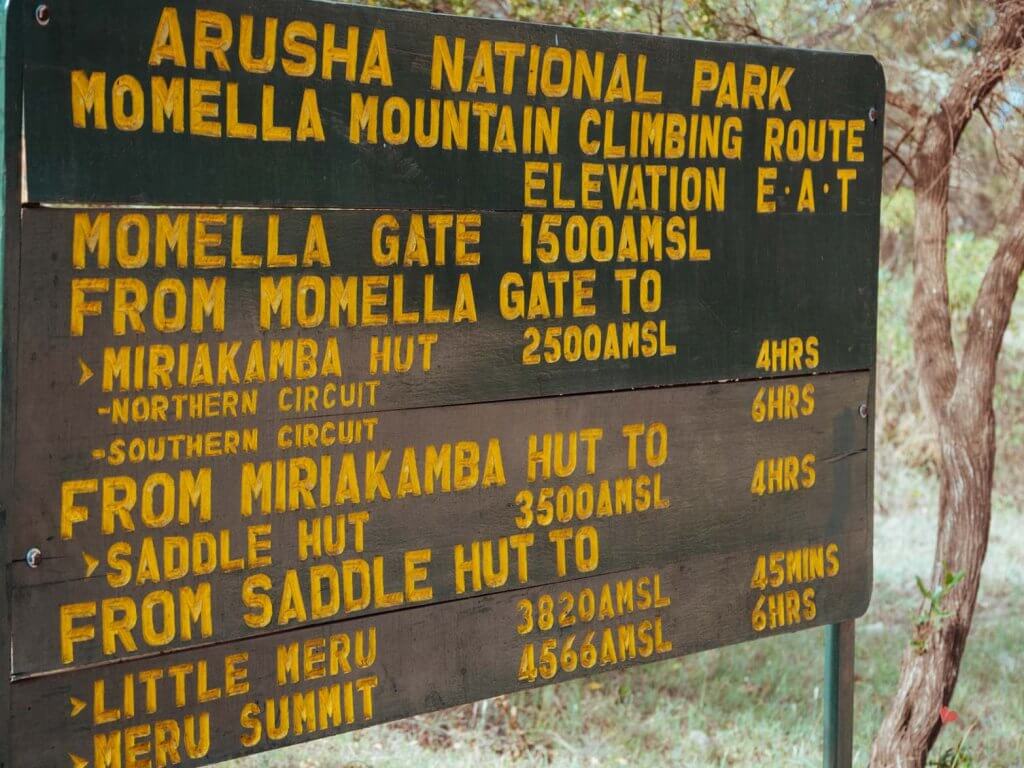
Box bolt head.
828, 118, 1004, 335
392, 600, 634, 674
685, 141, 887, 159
35, 4, 50, 25
868, 107, 878, 123
858, 403, 869, 419
26, 547, 42, 568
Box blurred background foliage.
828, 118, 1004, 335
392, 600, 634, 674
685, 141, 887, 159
229, 1, 1024, 764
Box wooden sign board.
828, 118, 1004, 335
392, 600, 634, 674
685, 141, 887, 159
0, 1, 883, 765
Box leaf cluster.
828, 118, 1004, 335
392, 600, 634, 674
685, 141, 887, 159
911, 568, 965, 654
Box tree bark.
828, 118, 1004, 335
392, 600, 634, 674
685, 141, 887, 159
869, 3, 1024, 766
870, 205, 1024, 768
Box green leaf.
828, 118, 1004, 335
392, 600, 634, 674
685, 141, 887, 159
916, 575, 931, 599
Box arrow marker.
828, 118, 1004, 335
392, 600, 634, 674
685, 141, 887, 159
78, 358, 93, 385
69, 696, 87, 717
70, 754, 89, 768
82, 553, 99, 578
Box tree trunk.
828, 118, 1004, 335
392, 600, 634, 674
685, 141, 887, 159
869, 411, 994, 767
870, 183, 1024, 768
868, 5, 1024, 764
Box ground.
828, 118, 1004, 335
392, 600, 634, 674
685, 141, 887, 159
220, 455, 1024, 768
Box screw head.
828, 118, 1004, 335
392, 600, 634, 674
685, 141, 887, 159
858, 403, 869, 419
868, 107, 878, 123
25, 548, 42, 568
35, 4, 50, 25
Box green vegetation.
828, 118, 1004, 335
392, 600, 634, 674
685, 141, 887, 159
222, 208, 1024, 767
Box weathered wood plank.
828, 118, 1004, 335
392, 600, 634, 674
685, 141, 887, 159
11, 370, 869, 676
1, 3, 28, 767
10, 549, 870, 768
18, 1, 884, 212
15, 204, 878, 408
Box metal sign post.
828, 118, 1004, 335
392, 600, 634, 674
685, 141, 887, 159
825, 621, 856, 767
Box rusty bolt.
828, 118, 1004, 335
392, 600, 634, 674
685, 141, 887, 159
35, 5, 50, 25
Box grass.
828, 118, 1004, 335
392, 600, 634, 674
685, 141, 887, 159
221, 456, 1024, 768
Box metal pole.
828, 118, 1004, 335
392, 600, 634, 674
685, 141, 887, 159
824, 620, 856, 768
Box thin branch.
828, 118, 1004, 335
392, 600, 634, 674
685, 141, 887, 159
885, 112, 916, 132
801, 0, 897, 48
884, 144, 917, 185
889, 122, 918, 159
954, 189, 1024, 413
928, 2, 1024, 160
977, 105, 1008, 173
887, 91, 925, 120
909, 0, 1024, 418
720, 18, 784, 46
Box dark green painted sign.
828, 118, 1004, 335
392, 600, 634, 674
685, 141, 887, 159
0, 0, 881, 765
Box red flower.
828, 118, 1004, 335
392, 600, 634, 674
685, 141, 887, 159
939, 706, 959, 725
